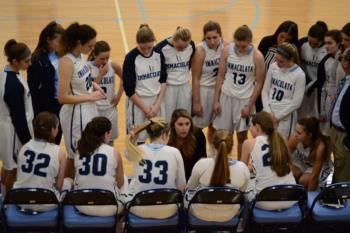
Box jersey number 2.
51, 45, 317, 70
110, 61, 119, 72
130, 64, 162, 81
261, 144, 271, 167
21, 150, 51, 177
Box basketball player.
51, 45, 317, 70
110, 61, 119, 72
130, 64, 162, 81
316, 30, 342, 136
14, 112, 67, 212
213, 25, 265, 160
192, 20, 225, 149
262, 42, 306, 139
0, 39, 33, 193
74, 117, 124, 216
88, 41, 123, 143
288, 117, 333, 191
187, 129, 249, 221
335, 23, 350, 88
125, 117, 186, 219
298, 21, 328, 118
58, 23, 105, 178
123, 24, 167, 144
241, 112, 296, 210
155, 27, 195, 121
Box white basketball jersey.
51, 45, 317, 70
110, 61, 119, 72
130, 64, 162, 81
88, 60, 116, 109
157, 38, 195, 85
222, 43, 256, 99
129, 144, 186, 194
65, 53, 93, 96
199, 40, 224, 87
251, 135, 295, 193
266, 62, 305, 115
300, 42, 327, 89
14, 139, 60, 191
74, 144, 117, 193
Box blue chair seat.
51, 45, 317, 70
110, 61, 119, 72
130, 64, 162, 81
5, 204, 58, 228
308, 192, 350, 222
63, 206, 115, 228
128, 212, 179, 228
253, 204, 302, 223
188, 212, 239, 227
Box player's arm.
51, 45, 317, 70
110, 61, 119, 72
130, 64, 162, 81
308, 142, 326, 191
191, 46, 205, 117
175, 149, 187, 191
242, 50, 265, 118
55, 148, 67, 191
111, 61, 124, 106
241, 139, 254, 166
287, 133, 298, 154
187, 160, 203, 190
261, 64, 273, 113
275, 71, 306, 120
115, 149, 125, 189
213, 45, 229, 115
58, 57, 104, 104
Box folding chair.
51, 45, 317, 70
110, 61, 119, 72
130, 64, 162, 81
2, 188, 60, 233
62, 189, 119, 233
250, 184, 307, 233
308, 182, 350, 232
186, 187, 244, 233
124, 188, 183, 233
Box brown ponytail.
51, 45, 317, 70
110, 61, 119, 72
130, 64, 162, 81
252, 112, 291, 177
210, 130, 232, 186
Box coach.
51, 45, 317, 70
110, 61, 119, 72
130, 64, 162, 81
331, 48, 350, 182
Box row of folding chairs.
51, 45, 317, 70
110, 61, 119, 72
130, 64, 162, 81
1, 183, 350, 233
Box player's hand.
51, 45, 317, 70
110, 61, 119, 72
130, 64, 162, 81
241, 105, 252, 118
111, 94, 119, 107
271, 113, 279, 126
147, 104, 160, 118
99, 63, 109, 77
143, 106, 152, 118
90, 90, 105, 101
213, 101, 221, 116
193, 101, 203, 117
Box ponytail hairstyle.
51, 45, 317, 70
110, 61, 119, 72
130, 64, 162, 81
252, 112, 291, 177
168, 109, 197, 159
277, 42, 301, 65
173, 27, 192, 42
203, 20, 222, 40
210, 130, 233, 186
4, 39, 31, 64
125, 117, 169, 163
59, 22, 97, 56
33, 21, 64, 57
234, 25, 253, 42
308, 21, 328, 42
136, 24, 156, 43
77, 117, 111, 155
33, 112, 59, 143
88, 40, 111, 61
297, 117, 331, 162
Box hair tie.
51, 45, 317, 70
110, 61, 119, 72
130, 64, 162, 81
277, 47, 292, 59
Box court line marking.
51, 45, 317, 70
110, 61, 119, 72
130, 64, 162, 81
251, 0, 260, 30
136, 0, 147, 21
113, 0, 129, 54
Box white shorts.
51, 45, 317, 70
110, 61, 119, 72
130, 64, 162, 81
60, 102, 98, 159
164, 83, 191, 121
276, 111, 297, 139
193, 86, 215, 128
126, 95, 165, 143
0, 119, 33, 170
293, 154, 334, 187
320, 95, 333, 136
98, 106, 119, 140
213, 92, 252, 133
298, 91, 318, 119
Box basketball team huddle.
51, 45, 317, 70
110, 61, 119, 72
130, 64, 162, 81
0, 19, 350, 224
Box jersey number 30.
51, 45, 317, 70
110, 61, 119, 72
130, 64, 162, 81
139, 160, 168, 185
79, 154, 107, 176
